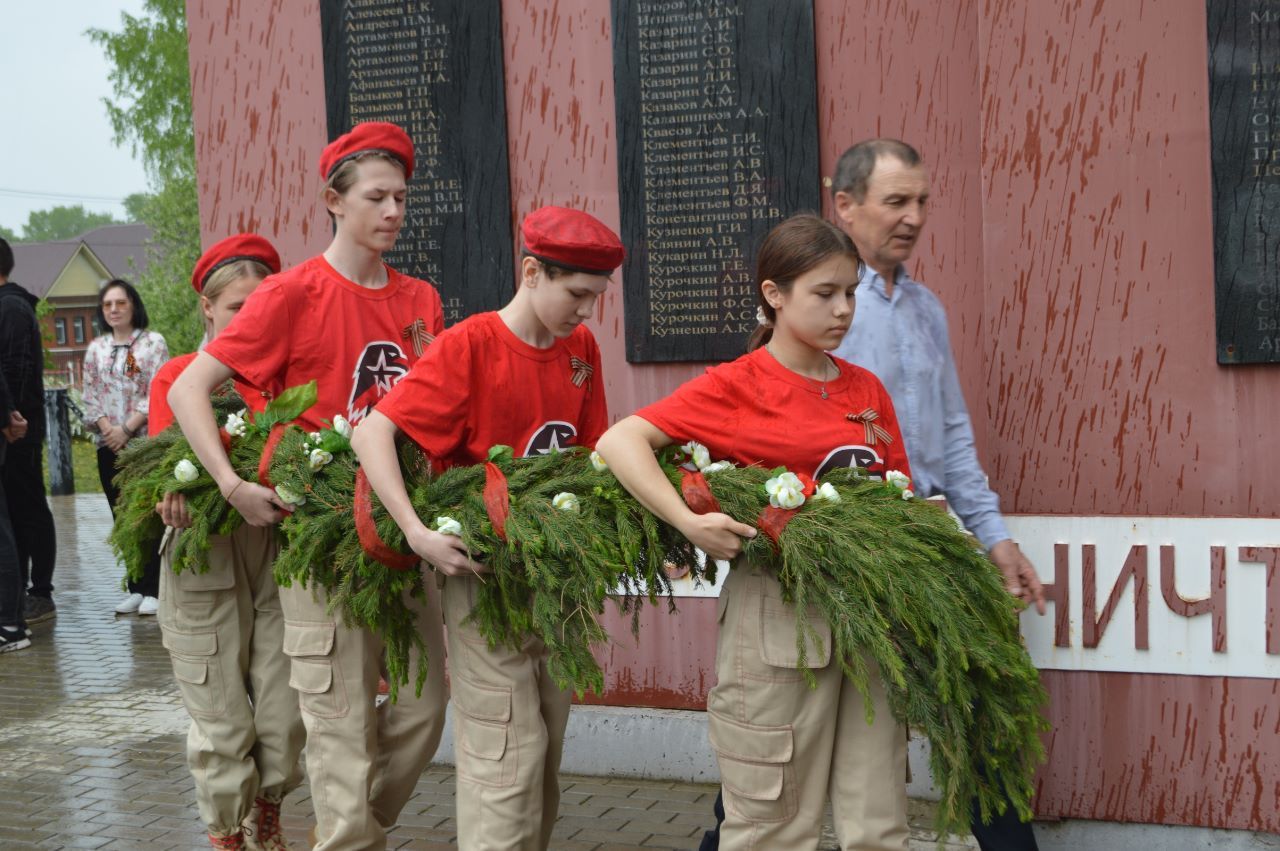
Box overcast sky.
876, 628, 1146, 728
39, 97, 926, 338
0, 0, 151, 235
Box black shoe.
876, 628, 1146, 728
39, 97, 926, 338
24, 595, 56, 624
0, 625, 31, 653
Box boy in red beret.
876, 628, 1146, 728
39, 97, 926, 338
351, 205, 624, 850
146, 234, 305, 850
169, 122, 448, 850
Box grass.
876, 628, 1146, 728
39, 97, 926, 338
43, 437, 104, 494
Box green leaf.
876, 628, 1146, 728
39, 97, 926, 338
487, 445, 514, 463
263, 381, 319, 426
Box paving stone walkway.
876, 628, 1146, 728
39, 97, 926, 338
0, 495, 975, 850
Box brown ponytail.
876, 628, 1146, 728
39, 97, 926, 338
746, 214, 860, 352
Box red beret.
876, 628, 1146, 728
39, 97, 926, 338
318, 122, 414, 181
191, 234, 281, 294
521, 206, 625, 276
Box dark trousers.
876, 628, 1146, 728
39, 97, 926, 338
1, 442, 57, 598
97, 445, 160, 597
0, 452, 24, 626
699, 788, 1039, 850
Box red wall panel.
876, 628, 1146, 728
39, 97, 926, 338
185, 0, 1277, 832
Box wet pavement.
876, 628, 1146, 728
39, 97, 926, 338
1, 495, 974, 850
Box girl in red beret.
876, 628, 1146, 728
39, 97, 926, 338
596, 214, 914, 850
351, 205, 622, 850
146, 235, 304, 851
168, 122, 448, 851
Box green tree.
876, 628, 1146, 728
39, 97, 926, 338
0, 224, 16, 242
19, 205, 120, 242
88, 0, 203, 355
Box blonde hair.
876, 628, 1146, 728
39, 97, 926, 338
202, 259, 272, 303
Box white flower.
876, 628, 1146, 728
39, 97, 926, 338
552, 492, 580, 513
813, 482, 841, 503
275, 483, 305, 507
309, 431, 322, 444
308, 448, 333, 471
765, 471, 806, 509
764, 471, 803, 497
224, 410, 248, 438
174, 459, 199, 483
435, 516, 462, 537
886, 469, 911, 491
331, 415, 352, 438
680, 441, 711, 471
589, 450, 609, 473
771, 484, 805, 509
902, 488, 914, 500
701, 461, 732, 475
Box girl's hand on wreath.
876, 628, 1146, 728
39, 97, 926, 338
155, 492, 192, 528
680, 512, 756, 562
225, 479, 287, 526
408, 526, 489, 576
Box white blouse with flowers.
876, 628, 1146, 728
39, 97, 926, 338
81, 329, 169, 446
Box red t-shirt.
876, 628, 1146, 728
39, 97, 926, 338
204, 255, 444, 432
376, 312, 608, 469
148, 352, 270, 434
638, 347, 913, 482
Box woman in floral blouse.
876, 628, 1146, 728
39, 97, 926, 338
82, 278, 169, 615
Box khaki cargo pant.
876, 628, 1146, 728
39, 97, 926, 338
158, 524, 305, 835
709, 563, 909, 851
443, 574, 572, 851
279, 572, 447, 851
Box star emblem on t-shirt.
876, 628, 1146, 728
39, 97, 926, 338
523, 421, 578, 457
365, 348, 402, 394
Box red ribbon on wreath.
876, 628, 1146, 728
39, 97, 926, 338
483, 462, 511, 542
679, 468, 722, 515
256, 423, 287, 489
353, 467, 419, 571
757, 472, 817, 548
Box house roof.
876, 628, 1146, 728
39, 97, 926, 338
8, 223, 154, 300
80, 223, 152, 281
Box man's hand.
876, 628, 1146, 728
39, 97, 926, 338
155, 492, 192, 528
406, 525, 489, 576
989, 539, 1046, 615
3, 411, 27, 443
678, 512, 757, 562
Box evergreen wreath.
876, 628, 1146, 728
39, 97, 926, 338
110, 387, 1046, 836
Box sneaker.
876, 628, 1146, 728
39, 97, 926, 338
138, 596, 160, 616
0, 625, 32, 654
114, 593, 144, 614
24, 595, 56, 624
244, 797, 290, 850
208, 830, 246, 850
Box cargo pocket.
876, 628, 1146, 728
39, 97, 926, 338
708, 711, 796, 823
282, 622, 347, 719
180, 537, 237, 591
162, 626, 225, 717
758, 576, 832, 672
451, 672, 515, 788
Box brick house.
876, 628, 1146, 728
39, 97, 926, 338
9, 224, 152, 386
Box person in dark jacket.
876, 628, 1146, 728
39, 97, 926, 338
0, 367, 31, 652
0, 238, 57, 624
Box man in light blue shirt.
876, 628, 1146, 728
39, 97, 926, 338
830, 139, 1044, 611
831, 139, 1044, 850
